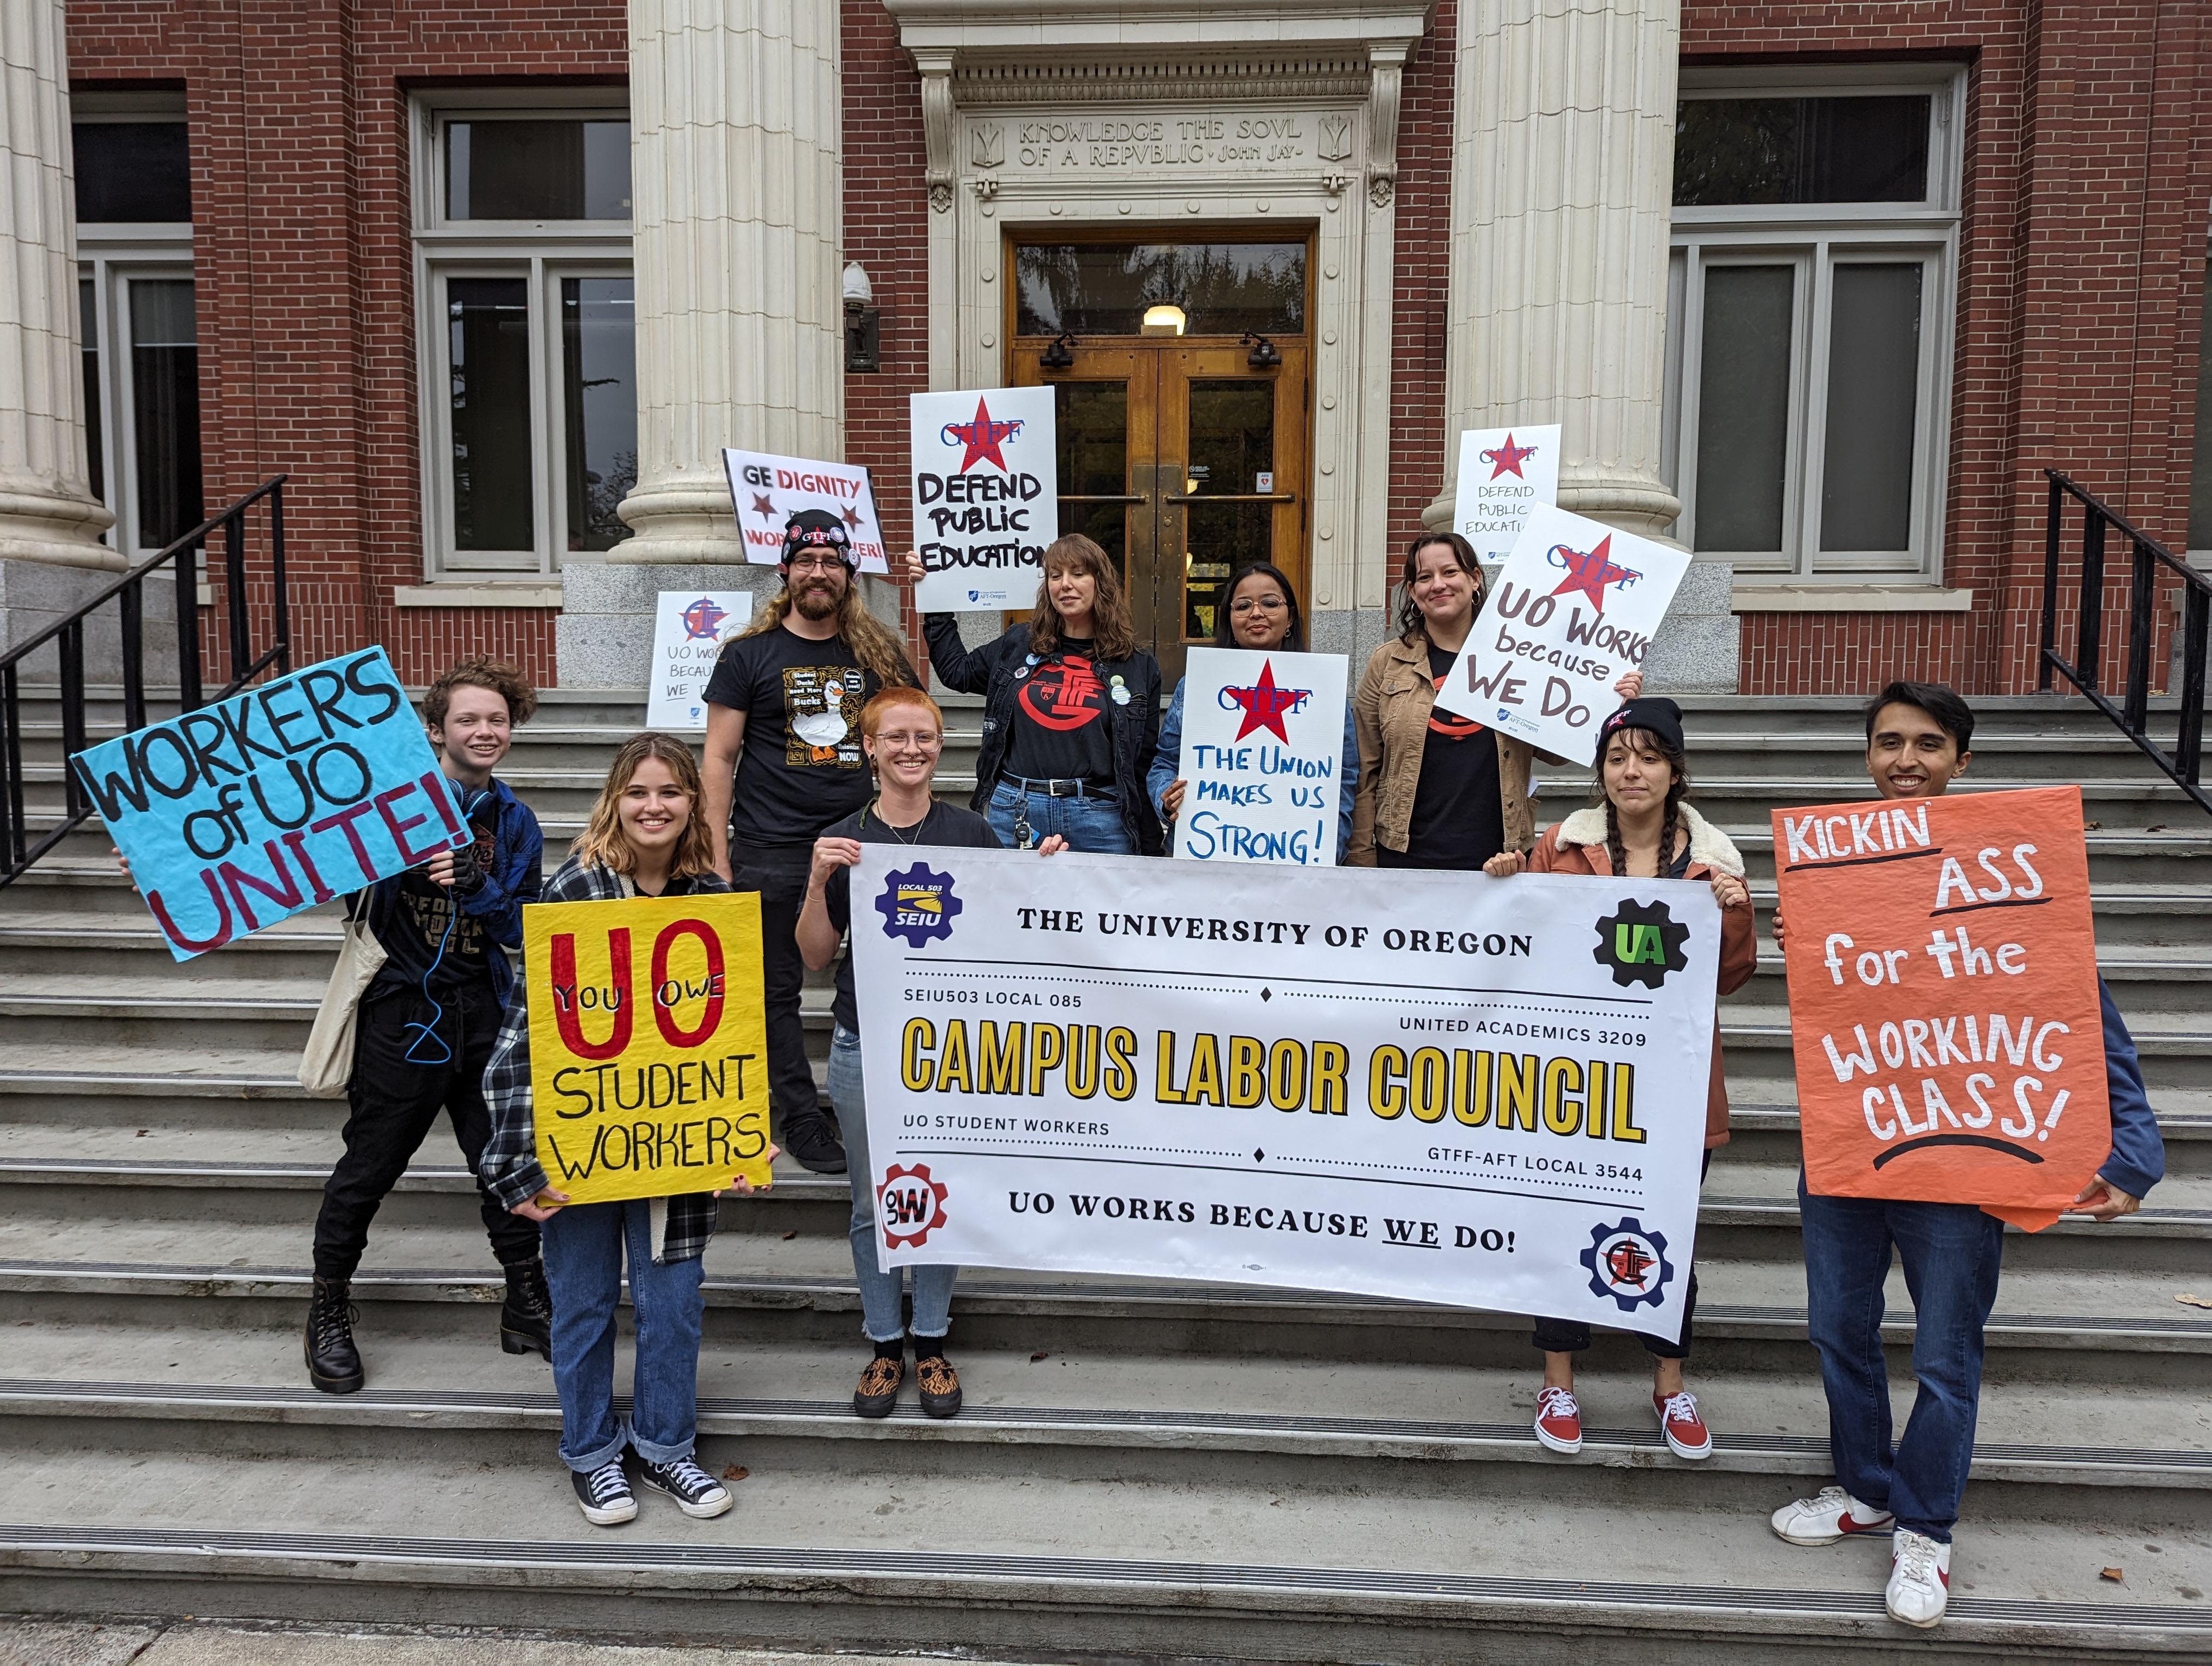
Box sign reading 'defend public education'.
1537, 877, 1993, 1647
523, 892, 773, 1206
1433, 502, 1690, 763
721, 448, 889, 574
1775, 785, 2110, 1231
852, 848, 1719, 1340
73, 647, 463, 960
644, 591, 754, 731
1453, 424, 1561, 567
1173, 646, 1349, 867
909, 385, 1057, 613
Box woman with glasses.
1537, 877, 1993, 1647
906, 534, 1163, 856
1148, 561, 1358, 858
796, 687, 1065, 1419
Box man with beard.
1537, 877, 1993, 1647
702, 510, 917, 1173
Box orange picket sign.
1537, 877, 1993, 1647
1773, 785, 2109, 1228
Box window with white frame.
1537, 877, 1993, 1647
413, 98, 636, 579
1662, 72, 1963, 582
75, 93, 203, 556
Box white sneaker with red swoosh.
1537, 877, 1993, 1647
1886, 1530, 1951, 1627
1768, 1485, 1896, 1545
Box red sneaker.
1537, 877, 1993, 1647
1533, 1385, 1583, 1453
1654, 1389, 1713, 1459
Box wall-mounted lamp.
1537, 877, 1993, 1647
1142, 303, 1187, 337
1243, 331, 1282, 370
1040, 332, 1077, 370
843, 261, 880, 373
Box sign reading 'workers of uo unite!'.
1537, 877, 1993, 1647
1774, 785, 2110, 1227
523, 893, 774, 1205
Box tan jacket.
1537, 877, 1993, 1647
1347, 630, 1539, 864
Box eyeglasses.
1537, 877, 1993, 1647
1230, 595, 1288, 614
786, 553, 847, 574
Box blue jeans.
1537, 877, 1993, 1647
1797, 1172, 2006, 1542
987, 780, 1133, 854
829, 1026, 957, 1343
541, 1197, 706, 1472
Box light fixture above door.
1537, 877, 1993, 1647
1141, 303, 1186, 337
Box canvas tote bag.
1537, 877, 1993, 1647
298, 898, 386, 1097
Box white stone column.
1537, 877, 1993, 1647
0, 0, 118, 569
613, 0, 846, 563
1425, 0, 1735, 687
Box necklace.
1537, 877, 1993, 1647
866, 797, 929, 845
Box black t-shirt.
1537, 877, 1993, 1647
704, 626, 908, 849
1000, 637, 1117, 787
374, 788, 502, 992
822, 800, 1001, 1033
1381, 644, 1506, 872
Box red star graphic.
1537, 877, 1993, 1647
750, 492, 775, 517
1547, 535, 1639, 614
1483, 433, 1538, 480
841, 504, 864, 531
1227, 659, 1300, 743
953, 395, 1012, 472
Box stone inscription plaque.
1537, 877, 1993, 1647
974, 113, 1346, 177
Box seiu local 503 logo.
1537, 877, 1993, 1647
876, 863, 962, 948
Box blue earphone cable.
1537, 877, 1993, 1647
400, 783, 485, 1067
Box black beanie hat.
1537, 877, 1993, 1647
782, 509, 856, 566
1597, 695, 1684, 757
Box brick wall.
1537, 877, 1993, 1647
1383, 0, 1456, 571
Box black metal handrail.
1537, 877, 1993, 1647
0, 476, 291, 885
2040, 469, 2210, 817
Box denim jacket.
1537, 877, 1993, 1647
1147, 675, 1359, 861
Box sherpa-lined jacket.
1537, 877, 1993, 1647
1347, 631, 1542, 864
480, 856, 731, 1263
1527, 802, 1758, 1148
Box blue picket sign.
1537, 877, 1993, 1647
71, 646, 465, 959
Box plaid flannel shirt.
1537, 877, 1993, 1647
479, 856, 733, 1264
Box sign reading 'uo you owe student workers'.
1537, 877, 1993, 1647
524, 892, 774, 1206
1774, 785, 2109, 1228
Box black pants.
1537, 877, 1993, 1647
728, 847, 829, 1138
1531, 1151, 1711, 1362
312, 979, 540, 1280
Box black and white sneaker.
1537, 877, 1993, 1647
638, 1454, 734, 1519
573, 1458, 637, 1526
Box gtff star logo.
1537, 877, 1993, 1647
679, 597, 730, 641
1581, 1218, 1675, 1312
1218, 659, 1313, 742
1547, 534, 1641, 614
1481, 433, 1539, 480
941, 396, 1024, 472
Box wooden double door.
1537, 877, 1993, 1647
1012, 340, 1309, 687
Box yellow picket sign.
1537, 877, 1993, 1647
523, 892, 773, 1206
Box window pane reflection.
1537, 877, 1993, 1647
74, 123, 192, 223
1055, 381, 1129, 575
1694, 266, 1793, 554
1017, 244, 1305, 337
82, 279, 104, 504
1820, 263, 1921, 554
561, 277, 636, 552
1674, 96, 1930, 206
128, 280, 203, 550
447, 120, 631, 220
448, 278, 533, 551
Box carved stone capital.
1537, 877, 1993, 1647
1364, 43, 1405, 215
916, 47, 957, 213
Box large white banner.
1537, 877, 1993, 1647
909, 386, 1057, 613
1452, 425, 1561, 567
1172, 646, 1349, 867
643, 591, 754, 730
721, 449, 889, 574
851, 849, 1719, 1340
1433, 502, 1691, 764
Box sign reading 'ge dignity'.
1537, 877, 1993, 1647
74, 647, 461, 959
1776, 785, 2110, 1227
524, 892, 774, 1206
852, 849, 1721, 1340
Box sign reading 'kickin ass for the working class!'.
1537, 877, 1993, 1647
523, 893, 774, 1205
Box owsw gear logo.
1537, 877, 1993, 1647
875, 863, 963, 948
878, 1163, 950, 1250
1593, 898, 1690, 990
1581, 1217, 1675, 1312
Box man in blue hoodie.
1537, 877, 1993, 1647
1767, 681, 2164, 1629
305, 657, 546, 1394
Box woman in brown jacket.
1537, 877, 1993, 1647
1348, 531, 1636, 869
1485, 696, 1758, 1462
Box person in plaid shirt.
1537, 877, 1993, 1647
481, 733, 778, 1528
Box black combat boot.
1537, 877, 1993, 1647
304, 1274, 364, 1394
501, 1257, 554, 1360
